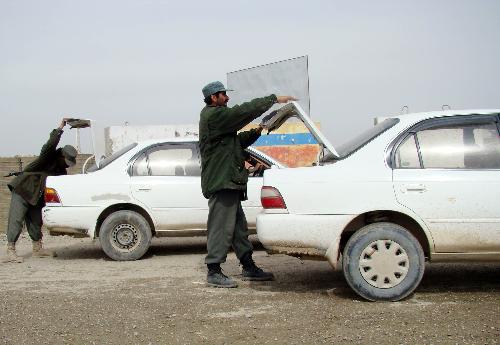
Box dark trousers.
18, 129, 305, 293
205, 189, 253, 264
6, 191, 43, 243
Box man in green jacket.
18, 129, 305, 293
1, 118, 77, 263
199, 81, 296, 287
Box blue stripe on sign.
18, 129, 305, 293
253, 133, 318, 146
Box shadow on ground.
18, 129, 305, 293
417, 262, 500, 293
248, 261, 500, 299
53, 240, 106, 260
51, 236, 500, 298
52, 236, 263, 260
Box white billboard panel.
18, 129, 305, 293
227, 56, 310, 116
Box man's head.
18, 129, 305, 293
202, 81, 232, 107
58, 145, 78, 168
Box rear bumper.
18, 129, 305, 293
256, 213, 355, 268
42, 206, 102, 238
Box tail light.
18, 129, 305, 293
44, 188, 61, 204
261, 186, 287, 209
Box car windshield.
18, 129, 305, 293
335, 118, 400, 158
87, 143, 138, 172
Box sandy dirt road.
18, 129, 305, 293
0, 233, 499, 345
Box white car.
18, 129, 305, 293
43, 138, 283, 260
257, 103, 500, 301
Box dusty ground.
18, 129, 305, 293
0, 232, 499, 345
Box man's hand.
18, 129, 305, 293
276, 96, 298, 104
256, 124, 264, 134
58, 118, 70, 130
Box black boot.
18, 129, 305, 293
240, 252, 275, 281
207, 263, 238, 288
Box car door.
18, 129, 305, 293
129, 142, 207, 231
392, 115, 500, 253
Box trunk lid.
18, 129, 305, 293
266, 102, 340, 164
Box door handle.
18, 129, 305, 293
136, 186, 152, 192
402, 184, 427, 193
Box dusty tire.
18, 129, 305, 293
342, 222, 425, 301
99, 210, 152, 261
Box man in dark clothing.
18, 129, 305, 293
199, 80, 296, 287
1, 118, 77, 263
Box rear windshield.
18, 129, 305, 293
87, 143, 137, 172
336, 118, 399, 158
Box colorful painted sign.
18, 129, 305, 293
242, 122, 321, 167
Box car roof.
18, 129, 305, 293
387, 109, 500, 125
134, 136, 199, 148
130, 136, 285, 168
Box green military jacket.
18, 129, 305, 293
8, 129, 68, 206
199, 94, 277, 199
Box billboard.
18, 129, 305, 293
227, 56, 310, 116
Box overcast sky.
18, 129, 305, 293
1, 0, 500, 156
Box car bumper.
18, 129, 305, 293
256, 213, 356, 268
42, 206, 102, 238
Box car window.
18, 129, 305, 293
395, 134, 420, 168
132, 153, 149, 176
132, 143, 201, 176
87, 143, 138, 172
336, 118, 399, 158
396, 122, 500, 169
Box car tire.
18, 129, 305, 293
100, 210, 152, 261
342, 222, 425, 301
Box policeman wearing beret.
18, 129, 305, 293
199, 81, 296, 287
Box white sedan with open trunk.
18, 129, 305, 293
42, 138, 283, 261
257, 103, 500, 301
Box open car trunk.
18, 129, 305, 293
65, 118, 107, 172
264, 102, 340, 165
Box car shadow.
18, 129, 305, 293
52, 238, 500, 298
247, 261, 500, 300
52, 236, 264, 260
246, 259, 356, 298
143, 236, 266, 258
417, 262, 500, 293
144, 237, 207, 257
53, 240, 107, 260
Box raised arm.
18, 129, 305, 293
238, 126, 263, 149
209, 95, 276, 135
209, 95, 297, 136
39, 118, 68, 157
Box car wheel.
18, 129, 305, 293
100, 210, 152, 261
342, 222, 425, 301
